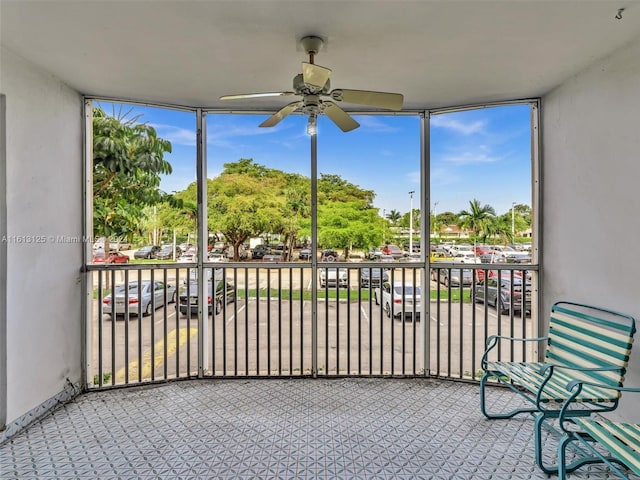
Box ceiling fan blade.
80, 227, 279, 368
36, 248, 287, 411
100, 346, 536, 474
302, 62, 332, 88
331, 89, 404, 110
220, 91, 295, 100
323, 101, 360, 132
259, 101, 303, 128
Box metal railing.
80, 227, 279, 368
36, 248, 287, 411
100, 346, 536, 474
86, 261, 538, 388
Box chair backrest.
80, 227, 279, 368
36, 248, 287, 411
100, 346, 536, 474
545, 301, 636, 387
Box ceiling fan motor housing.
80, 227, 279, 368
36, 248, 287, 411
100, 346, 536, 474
293, 74, 330, 94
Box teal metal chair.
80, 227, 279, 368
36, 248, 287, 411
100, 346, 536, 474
480, 301, 636, 474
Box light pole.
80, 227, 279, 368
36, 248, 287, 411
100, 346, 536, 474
432, 201, 439, 238
408, 191, 415, 253
511, 202, 516, 237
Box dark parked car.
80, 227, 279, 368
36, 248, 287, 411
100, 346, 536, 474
298, 248, 312, 260
359, 268, 389, 288
320, 249, 339, 262
179, 280, 236, 316
475, 277, 532, 314
133, 245, 161, 259
155, 245, 182, 260
251, 244, 271, 259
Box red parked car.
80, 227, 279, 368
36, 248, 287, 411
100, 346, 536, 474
93, 249, 130, 264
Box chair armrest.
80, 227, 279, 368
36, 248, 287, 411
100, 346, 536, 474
558, 380, 640, 433
481, 335, 547, 369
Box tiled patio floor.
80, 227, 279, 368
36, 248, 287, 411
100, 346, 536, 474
1, 378, 635, 479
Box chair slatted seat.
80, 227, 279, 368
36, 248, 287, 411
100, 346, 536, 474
480, 301, 636, 474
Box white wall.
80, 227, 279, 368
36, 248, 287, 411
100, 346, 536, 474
1, 48, 83, 425
542, 35, 640, 420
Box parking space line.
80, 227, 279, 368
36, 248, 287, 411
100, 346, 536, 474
225, 303, 247, 325
114, 326, 197, 383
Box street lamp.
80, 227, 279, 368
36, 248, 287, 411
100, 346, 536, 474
432, 201, 439, 237
511, 202, 516, 237
408, 191, 415, 253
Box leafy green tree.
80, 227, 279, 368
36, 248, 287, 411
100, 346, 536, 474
457, 199, 496, 242
399, 209, 421, 229
93, 106, 172, 253
317, 202, 384, 257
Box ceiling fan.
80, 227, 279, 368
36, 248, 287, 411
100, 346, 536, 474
219, 36, 404, 135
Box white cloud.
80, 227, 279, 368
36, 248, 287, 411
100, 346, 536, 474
430, 116, 486, 135
353, 116, 400, 132
441, 150, 502, 165
151, 123, 197, 146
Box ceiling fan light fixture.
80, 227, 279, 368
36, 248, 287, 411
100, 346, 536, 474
306, 113, 318, 136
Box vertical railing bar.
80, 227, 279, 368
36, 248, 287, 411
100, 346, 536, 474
446, 268, 452, 377
288, 267, 293, 377
169, 267, 175, 379
244, 267, 250, 376
162, 268, 168, 381
111, 269, 116, 385
256, 268, 260, 376
510, 269, 515, 361
471, 268, 478, 380
137, 269, 143, 383
413, 267, 417, 375
97, 272, 104, 388
299, 267, 304, 376
278, 268, 282, 376
267, 268, 272, 376
367, 268, 372, 376
346, 268, 351, 376
222, 266, 227, 376
335, 272, 340, 376
357, 268, 362, 376
325, 267, 329, 376
496, 270, 502, 360
381, 268, 388, 375
458, 275, 464, 379
436, 270, 441, 377
124, 269, 130, 385
149, 269, 155, 382
233, 267, 238, 377
178, 268, 186, 378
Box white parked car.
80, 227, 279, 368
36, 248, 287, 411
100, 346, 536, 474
453, 251, 482, 264
319, 267, 348, 288
208, 253, 228, 263
374, 281, 422, 319
177, 253, 196, 263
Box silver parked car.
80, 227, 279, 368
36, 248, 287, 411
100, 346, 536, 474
475, 276, 531, 314
437, 268, 473, 287
102, 281, 177, 317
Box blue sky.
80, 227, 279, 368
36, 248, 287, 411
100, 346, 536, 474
96, 101, 532, 217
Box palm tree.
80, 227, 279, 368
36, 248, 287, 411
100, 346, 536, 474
386, 209, 402, 225
457, 199, 496, 242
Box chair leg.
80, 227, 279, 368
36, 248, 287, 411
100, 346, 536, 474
535, 412, 560, 475
557, 432, 573, 480
480, 371, 537, 419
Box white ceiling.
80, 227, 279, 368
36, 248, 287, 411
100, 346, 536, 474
2, 0, 640, 112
